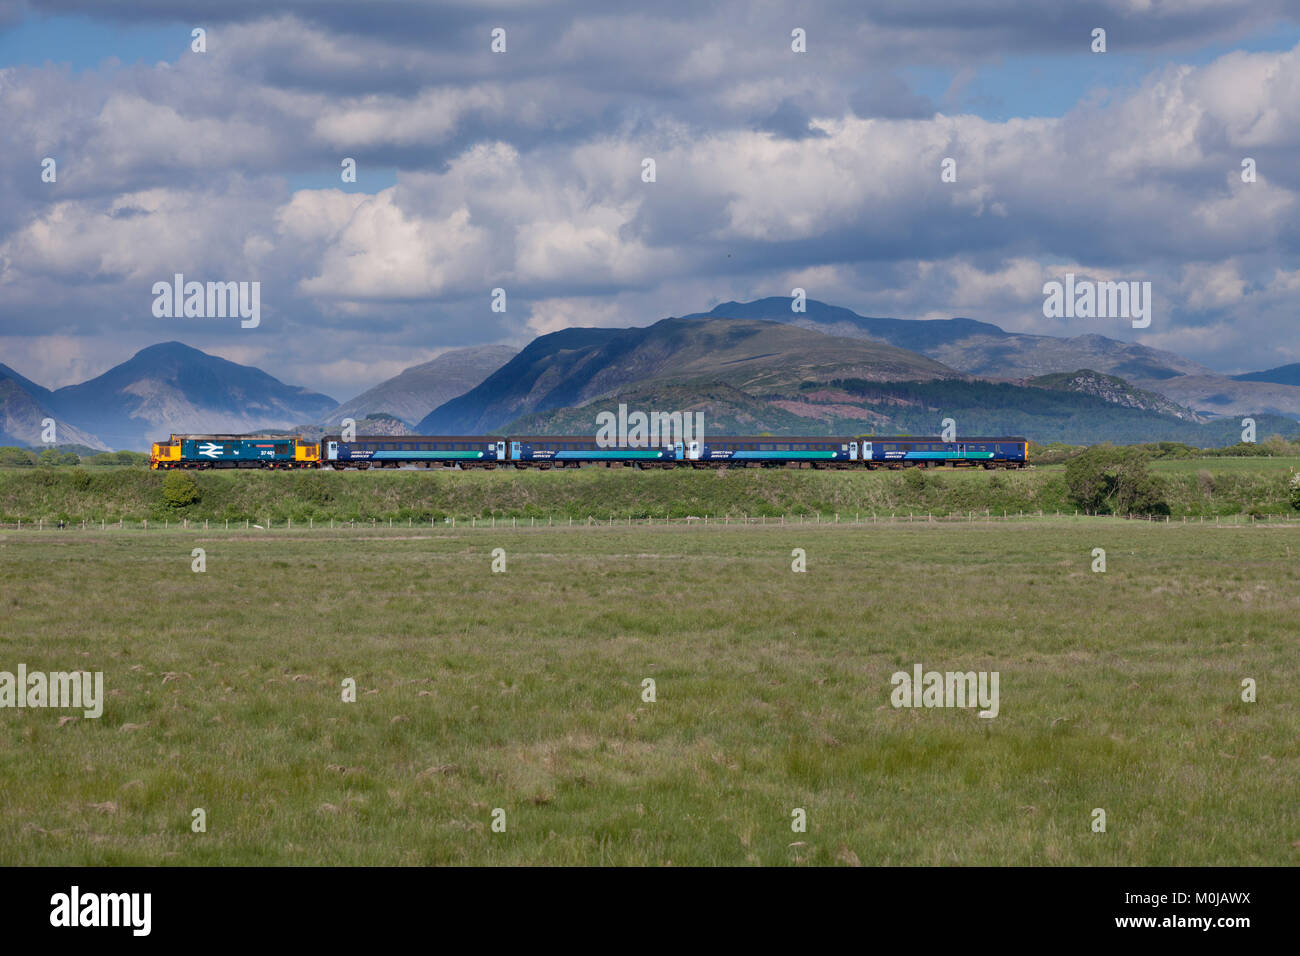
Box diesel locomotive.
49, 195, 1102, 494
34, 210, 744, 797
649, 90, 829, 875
151, 433, 1028, 470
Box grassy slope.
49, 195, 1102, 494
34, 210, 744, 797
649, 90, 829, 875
1, 459, 1299, 524
0, 522, 1296, 865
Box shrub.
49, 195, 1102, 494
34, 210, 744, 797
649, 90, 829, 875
0, 446, 37, 467
161, 471, 201, 508
1289, 473, 1300, 512
1065, 443, 1169, 515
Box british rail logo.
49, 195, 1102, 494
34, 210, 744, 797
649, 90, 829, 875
890, 664, 999, 718
595, 404, 705, 448
0, 665, 103, 718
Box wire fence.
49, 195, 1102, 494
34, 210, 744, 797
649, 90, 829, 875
3, 510, 1299, 532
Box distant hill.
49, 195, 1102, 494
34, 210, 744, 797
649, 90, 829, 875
685, 297, 1300, 417
685, 297, 1212, 379
509, 374, 1300, 446
1025, 369, 1206, 422
42, 342, 337, 451
0, 376, 110, 450
418, 317, 960, 434
1232, 363, 1300, 387
325, 345, 517, 427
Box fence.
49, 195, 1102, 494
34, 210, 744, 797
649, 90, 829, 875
2, 511, 1298, 532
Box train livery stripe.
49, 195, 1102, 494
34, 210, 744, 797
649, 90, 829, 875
368, 450, 485, 460
722, 450, 838, 460
885, 452, 997, 459
551, 449, 664, 459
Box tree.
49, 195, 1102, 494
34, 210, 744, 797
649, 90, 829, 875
0, 446, 37, 466
1289, 473, 1300, 512
37, 447, 60, 466
1065, 444, 1168, 515
161, 471, 201, 508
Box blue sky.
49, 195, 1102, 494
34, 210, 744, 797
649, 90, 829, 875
2, 1, 1299, 400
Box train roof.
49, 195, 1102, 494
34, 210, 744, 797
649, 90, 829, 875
501, 434, 1030, 443
858, 436, 1028, 442
320, 434, 507, 441
167, 434, 303, 441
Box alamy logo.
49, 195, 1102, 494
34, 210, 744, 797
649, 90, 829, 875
595, 403, 705, 447
151, 273, 261, 328
0, 665, 103, 718
1042, 273, 1151, 328
50, 886, 151, 936
890, 664, 999, 718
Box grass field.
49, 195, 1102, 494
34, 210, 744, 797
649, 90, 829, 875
1, 519, 1296, 865
2, 456, 1299, 525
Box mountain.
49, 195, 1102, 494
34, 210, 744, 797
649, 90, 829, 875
417, 317, 961, 433
0, 376, 110, 450
0, 362, 54, 404
1232, 363, 1300, 387
685, 298, 1300, 418
324, 344, 517, 427
43, 342, 337, 450
507, 374, 1300, 446
686, 298, 1211, 379
1025, 370, 1206, 422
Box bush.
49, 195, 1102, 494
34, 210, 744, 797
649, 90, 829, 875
1289, 473, 1300, 511
161, 471, 201, 508
901, 467, 926, 492
1064, 443, 1169, 515
0, 446, 37, 467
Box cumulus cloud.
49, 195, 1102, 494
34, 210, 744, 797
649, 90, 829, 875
1, 2, 1299, 396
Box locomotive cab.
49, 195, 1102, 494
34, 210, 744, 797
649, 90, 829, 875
150, 436, 182, 469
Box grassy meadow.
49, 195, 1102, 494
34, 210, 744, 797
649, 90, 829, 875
1, 456, 1299, 525
1, 518, 1296, 865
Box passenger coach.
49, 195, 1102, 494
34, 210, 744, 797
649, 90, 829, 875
320, 435, 507, 469
862, 437, 1027, 469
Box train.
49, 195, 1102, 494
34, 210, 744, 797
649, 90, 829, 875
151, 433, 1029, 470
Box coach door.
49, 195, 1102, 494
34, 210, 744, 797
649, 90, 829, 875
860, 441, 871, 462
686, 440, 700, 460
326, 441, 339, 461
495, 441, 505, 460
510, 441, 521, 461
849, 441, 858, 461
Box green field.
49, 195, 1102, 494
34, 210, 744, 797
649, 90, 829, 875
1, 519, 1296, 865
2, 456, 1299, 526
